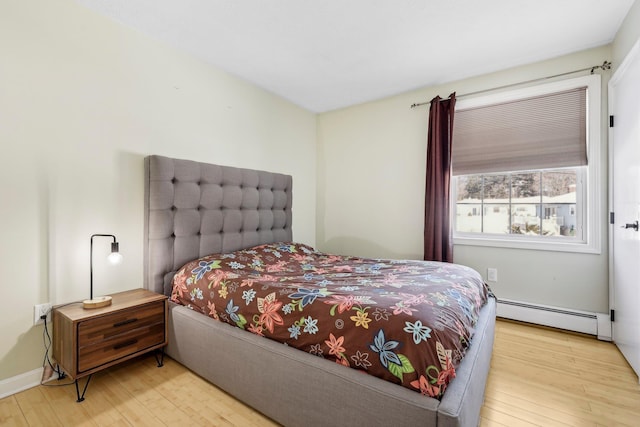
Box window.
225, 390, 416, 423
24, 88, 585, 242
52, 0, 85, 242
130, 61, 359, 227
451, 75, 601, 254
456, 168, 580, 238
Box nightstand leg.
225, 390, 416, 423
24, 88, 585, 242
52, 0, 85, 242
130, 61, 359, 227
154, 347, 165, 367
75, 375, 92, 402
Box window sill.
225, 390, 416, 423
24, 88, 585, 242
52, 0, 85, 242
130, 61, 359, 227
453, 235, 601, 254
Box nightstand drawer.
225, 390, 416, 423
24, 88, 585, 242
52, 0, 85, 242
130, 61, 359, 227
78, 300, 165, 346
78, 322, 165, 373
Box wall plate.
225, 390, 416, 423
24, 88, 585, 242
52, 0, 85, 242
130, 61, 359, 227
34, 303, 52, 326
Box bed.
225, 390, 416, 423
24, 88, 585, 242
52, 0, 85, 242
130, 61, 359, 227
143, 155, 496, 427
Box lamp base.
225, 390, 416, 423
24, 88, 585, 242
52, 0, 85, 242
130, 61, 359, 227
82, 296, 113, 309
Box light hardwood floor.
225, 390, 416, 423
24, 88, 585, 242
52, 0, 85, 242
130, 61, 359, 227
2, 319, 639, 426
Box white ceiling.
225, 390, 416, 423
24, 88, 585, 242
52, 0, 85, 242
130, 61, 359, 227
77, 0, 635, 112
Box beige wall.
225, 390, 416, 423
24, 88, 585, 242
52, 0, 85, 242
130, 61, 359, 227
613, 0, 640, 69
317, 46, 612, 314
0, 0, 317, 381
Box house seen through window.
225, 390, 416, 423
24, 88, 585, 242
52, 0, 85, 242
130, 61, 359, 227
455, 169, 580, 238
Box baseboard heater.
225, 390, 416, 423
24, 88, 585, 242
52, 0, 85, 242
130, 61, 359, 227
496, 298, 611, 341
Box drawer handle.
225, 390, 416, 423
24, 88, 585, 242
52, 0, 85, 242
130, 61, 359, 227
113, 318, 138, 328
113, 339, 138, 350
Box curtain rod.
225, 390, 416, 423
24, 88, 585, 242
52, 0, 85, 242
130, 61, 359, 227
409, 60, 611, 109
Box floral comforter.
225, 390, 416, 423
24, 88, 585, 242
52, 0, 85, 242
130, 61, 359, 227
171, 242, 490, 399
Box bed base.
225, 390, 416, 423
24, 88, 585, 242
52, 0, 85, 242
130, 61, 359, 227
165, 297, 495, 427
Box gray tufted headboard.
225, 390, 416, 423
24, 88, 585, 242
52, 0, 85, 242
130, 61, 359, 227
144, 155, 293, 296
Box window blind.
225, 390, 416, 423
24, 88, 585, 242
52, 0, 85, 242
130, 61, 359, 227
451, 87, 587, 176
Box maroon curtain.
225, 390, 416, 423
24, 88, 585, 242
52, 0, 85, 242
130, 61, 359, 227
424, 93, 456, 262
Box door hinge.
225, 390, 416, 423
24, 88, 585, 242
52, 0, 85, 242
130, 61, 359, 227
609, 115, 614, 127
611, 309, 615, 322
610, 212, 615, 224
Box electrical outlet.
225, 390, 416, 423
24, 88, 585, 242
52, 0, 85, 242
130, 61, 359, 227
487, 268, 498, 282
34, 303, 52, 326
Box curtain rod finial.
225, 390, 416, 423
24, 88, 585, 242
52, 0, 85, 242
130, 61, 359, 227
591, 60, 611, 74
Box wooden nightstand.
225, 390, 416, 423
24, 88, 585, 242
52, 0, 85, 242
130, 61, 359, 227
52, 288, 168, 402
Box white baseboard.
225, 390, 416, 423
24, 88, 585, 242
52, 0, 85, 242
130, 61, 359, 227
0, 367, 43, 399
497, 298, 611, 340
